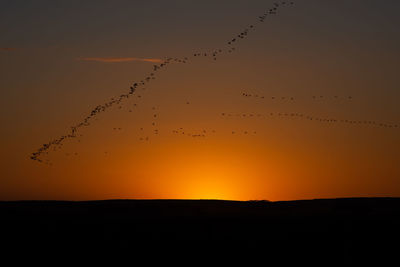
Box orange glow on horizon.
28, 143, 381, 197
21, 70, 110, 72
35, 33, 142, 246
119, 138, 263, 201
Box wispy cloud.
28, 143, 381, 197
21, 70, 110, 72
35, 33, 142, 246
77, 57, 163, 63
0, 47, 16, 51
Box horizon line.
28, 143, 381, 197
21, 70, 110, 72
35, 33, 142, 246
1, 196, 398, 203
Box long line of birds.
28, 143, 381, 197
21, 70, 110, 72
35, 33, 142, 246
31, 1, 296, 164
58, 103, 398, 161
242, 92, 354, 101
172, 128, 217, 138
221, 112, 399, 129
171, 128, 258, 137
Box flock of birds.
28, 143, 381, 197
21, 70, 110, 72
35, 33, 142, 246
172, 128, 216, 138
31, 1, 296, 163
241, 92, 354, 101
171, 128, 259, 137
220, 112, 399, 129
30, 1, 397, 165
137, 106, 160, 141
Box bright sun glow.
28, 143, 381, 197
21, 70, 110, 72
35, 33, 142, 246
169, 154, 247, 200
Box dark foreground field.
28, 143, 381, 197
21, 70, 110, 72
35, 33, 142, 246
1, 198, 399, 263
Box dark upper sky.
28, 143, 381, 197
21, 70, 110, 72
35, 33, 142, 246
1, 0, 399, 200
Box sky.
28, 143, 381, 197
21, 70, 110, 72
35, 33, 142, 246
0, 0, 399, 201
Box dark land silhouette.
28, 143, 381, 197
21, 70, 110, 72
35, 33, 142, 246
1, 197, 399, 263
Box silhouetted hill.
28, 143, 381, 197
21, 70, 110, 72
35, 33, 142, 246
1, 198, 399, 263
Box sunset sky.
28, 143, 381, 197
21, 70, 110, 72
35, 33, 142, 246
1, 0, 399, 201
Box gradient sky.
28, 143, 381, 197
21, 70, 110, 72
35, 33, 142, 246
1, 0, 399, 201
